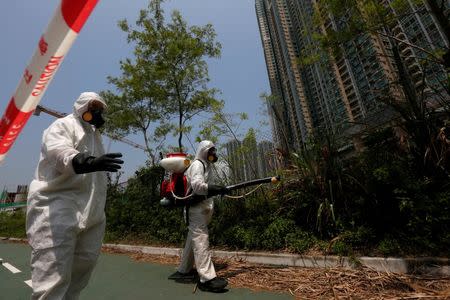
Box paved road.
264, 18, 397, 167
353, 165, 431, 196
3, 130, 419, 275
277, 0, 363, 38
0, 241, 292, 299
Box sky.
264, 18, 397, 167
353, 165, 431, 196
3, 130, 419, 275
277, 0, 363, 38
0, 0, 271, 191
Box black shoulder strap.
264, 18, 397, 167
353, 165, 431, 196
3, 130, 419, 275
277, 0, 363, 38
196, 159, 206, 173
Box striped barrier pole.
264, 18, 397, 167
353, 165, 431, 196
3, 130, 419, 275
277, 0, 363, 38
0, 0, 99, 163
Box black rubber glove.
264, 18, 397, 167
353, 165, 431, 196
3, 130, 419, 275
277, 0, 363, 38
72, 152, 123, 174
207, 184, 228, 197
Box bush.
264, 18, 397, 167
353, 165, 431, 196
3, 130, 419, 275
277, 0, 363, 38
285, 230, 316, 254
0, 210, 26, 238
326, 227, 375, 256
261, 218, 296, 250
377, 238, 401, 256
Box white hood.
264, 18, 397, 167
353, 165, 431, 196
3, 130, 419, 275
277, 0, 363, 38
73, 92, 106, 119
194, 140, 215, 164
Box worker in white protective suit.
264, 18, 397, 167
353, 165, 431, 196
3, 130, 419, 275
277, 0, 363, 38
26, 92, 123, 300
168, 140, 228, 292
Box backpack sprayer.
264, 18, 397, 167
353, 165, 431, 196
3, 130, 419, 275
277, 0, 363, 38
159, 152, 281, 207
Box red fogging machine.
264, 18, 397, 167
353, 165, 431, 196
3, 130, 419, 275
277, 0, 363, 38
159, 152, 281, 207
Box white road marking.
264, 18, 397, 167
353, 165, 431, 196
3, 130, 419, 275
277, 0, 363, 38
25, 280, 32, 288
3, 262, 21, 273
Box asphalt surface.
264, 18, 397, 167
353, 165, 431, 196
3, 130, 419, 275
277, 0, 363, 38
0, 241, 292, 299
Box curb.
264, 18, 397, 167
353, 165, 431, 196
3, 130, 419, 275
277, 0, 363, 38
102, 243, 450, 276
2, 238, 448, 276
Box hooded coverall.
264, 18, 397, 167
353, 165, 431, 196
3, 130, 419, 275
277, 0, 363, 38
26, 92, 107, 300
177, 140, 217, 283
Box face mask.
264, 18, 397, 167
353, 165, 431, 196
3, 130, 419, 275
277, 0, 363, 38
207, 148, 218, 163
90, 110, 105, 128
82, 109, 105, 128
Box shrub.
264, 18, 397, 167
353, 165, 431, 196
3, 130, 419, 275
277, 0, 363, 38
261, 218, 296, 250
377, 238, 401, 256
0, 210, 26, 238
285, 230, 316, 254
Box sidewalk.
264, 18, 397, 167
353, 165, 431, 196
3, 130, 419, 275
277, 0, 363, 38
3, 237, 448, 276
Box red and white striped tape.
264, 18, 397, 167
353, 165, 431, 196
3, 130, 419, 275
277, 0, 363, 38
0, 0, 99, 163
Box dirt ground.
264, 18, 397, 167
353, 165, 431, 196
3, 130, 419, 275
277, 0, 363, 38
102, 247, 450, 299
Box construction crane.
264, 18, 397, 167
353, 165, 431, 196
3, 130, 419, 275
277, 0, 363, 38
33, 105, 147, 151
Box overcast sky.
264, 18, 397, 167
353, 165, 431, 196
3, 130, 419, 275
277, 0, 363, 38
0, 0, 270, 190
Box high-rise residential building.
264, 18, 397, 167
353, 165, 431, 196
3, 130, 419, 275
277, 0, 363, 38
256, 0, 449, 152
225, 139, 247, 183
257, 140, 278, 177
385, 0, 449, 99
225, 139, 277, 183
256, 0, 311, 152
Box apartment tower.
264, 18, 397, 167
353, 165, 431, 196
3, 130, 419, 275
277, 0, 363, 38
256, 0, 449, 152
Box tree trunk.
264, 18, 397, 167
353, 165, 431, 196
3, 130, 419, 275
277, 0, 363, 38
143, 129, 155, 165
178, 109, 183, 152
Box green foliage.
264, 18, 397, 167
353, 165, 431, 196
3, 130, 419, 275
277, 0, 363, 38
223, 225, 261, 250
261, 218, 295, 250
327, 227, 375, 256
377, 237, 401, 256
0, 211, 26, 238
330, 240, 352, 256
285, 230, 316, 254
285, 134, 346, 237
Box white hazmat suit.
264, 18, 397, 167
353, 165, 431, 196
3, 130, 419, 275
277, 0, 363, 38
27, 92, 108, 300
177, 140, 217, 283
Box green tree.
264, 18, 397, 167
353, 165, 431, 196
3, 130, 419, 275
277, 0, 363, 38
150, 0, 223, 151
102, 0, 223, 159
101, 1, 171, 164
